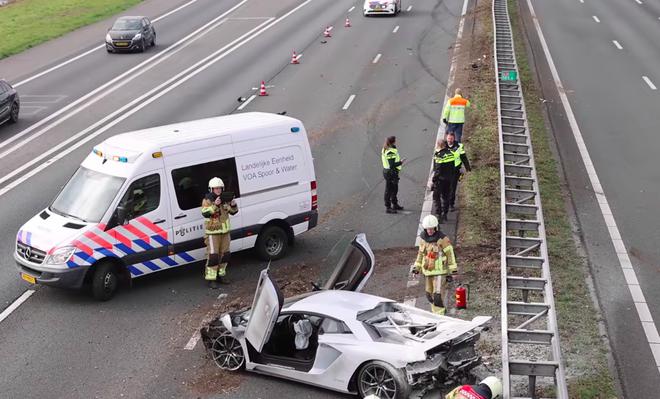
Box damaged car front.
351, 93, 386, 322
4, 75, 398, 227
357, 302, 491, 388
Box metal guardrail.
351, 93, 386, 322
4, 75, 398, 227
493, 0, 568, 398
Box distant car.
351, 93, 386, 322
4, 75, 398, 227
201, 234, 491, 399
363, 0, 402, 16
105, 16, 156, 53
0, 79, 19, 126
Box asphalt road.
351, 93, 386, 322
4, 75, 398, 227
522, 0, 660, 396
0, 0, 466, 397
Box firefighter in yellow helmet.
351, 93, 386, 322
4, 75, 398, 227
201, 177, 238, 289
413, 214, 457, 315
445, 376, 503, 399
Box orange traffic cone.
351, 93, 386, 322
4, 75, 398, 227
291, 50, 300, 64
323, 26, 332, 37
259, 81, 268, 96
345, 17, 351, 27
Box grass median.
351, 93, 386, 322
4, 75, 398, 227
0, 0, 142, 59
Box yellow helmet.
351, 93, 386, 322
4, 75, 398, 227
208, 177, 224, 189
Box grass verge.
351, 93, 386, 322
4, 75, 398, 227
0, 0, 142, 59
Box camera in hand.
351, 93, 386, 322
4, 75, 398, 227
220, 191, 235, 203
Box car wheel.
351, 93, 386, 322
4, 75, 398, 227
9, 101, 19, 123
255, 225, 289, 261
150, 33, 155, 47
210, 330, 245, 371
139, 39, 146, 52
91, 262, 119, 301
357, 361, 410, 399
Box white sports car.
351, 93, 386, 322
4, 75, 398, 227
363, 0, 402, 16
201, 234, 491, 399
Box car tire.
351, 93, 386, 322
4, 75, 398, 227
357, 360, 411, 399
150, 33, 156, 47
91, 262, 119, 301
255, 225, 289, 261
210, 329, 245, 371
9, 101, 19, 123
139, 39, 146, 53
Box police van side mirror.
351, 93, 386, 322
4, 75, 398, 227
116, 205, 129, 225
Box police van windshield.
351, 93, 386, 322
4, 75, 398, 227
50, 167, 126, 223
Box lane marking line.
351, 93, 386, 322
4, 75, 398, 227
0, 290, 35, 324
184, 293, 228, 350
0, 0, 250, 155
612, 40, 623, 50
579, 0, 584, 3
236, 94, 256, 110
592, 15, 600, 23
527, 0, 660, 373
392, 25, 400, 33
416, 0, 468, 246
643, 76, 657, 90
342, 94, 356, 110
13, 0, 201, 88
636, 0, 643, 4
372, 53, 382, 63
348, 5, 355, 12
0, 0, 313, 198
407, 5, 413, 11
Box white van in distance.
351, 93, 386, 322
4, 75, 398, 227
15, 112, 318, 300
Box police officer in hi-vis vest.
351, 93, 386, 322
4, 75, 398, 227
381, 136, 406, 214
201, 177, 238, 289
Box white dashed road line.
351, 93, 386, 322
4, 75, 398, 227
342, 94, 356, 110
636, 0, 643, 4
592, 15, 600, 23
392, 25, 400, 33
527, 0, 660, 376
372, 53, 382, 63
612, 40, 623, 50
348, 5, 355, 12
407, 5, 413, 11
643, 76, 657, 90
236, 94, 256, 110
0, 290, 35, 325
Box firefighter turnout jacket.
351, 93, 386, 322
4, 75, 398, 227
414, 229, 457, 276
442, 94, 470, 124
201, 193, 238, 235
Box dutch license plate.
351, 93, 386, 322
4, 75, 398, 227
115, 42, 129, 47
21, 273, 36, 284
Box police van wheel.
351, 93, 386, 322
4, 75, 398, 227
255, 225, 288, 261
91, 262, 119, 301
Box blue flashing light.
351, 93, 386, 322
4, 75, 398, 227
291, 127, 300, 133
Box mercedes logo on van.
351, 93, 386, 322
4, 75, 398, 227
23, 247, 32, 261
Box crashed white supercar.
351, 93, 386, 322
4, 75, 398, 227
201, 234, 491, 399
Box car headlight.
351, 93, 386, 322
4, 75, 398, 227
105, 33, 112, 42
45, 246, 76, 265
133, 33, 142, 41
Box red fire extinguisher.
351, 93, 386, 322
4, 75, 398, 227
455, 284, 469, 309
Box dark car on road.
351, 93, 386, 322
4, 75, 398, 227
0, 79, 19, 126
105, 16, 156, 53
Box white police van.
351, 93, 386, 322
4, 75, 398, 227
15, 112, 318, 300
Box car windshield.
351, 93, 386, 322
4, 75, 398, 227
50, 167, 125, 223
112, 19, 141, 30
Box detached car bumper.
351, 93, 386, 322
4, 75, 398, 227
15, 252, 88, 289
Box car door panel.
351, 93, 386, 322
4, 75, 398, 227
245, 270, 284, 352
323, 233, 375, 292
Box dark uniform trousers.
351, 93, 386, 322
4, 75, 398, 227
433, 177, 452, 216
383, 170, 400, 208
